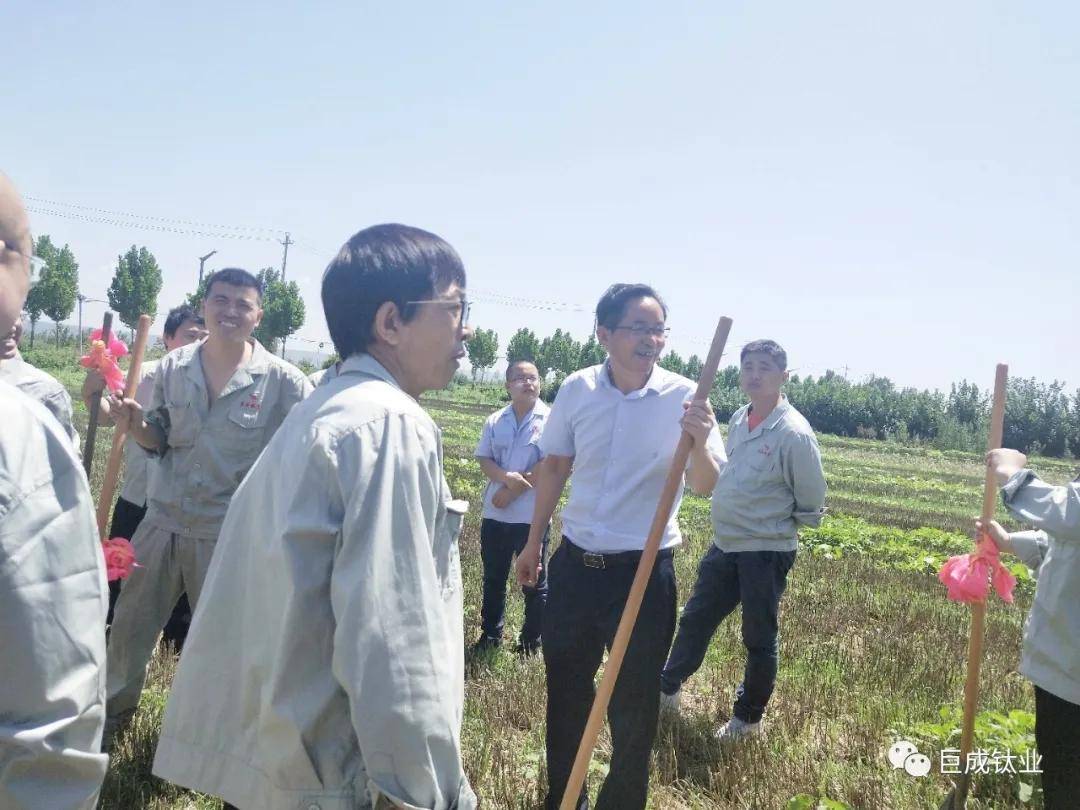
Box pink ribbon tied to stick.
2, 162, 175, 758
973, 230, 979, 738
101, 537, 140, 581
80, 328, 129, 393
938, 534, 1016, 604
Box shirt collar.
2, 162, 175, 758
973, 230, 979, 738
599, 360, 665, 398
747, 395, 791, 433
181, 337, 271, 397
339, 353, 403, 391
501, 398, 549, 425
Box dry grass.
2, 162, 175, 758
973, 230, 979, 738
48, 382, 1046, 808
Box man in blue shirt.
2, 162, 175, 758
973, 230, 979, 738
473, 359, 550, 655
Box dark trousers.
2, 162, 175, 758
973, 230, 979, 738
107, 495, 192, 650
542, 539, 677, 810
1035, 685, 1080, 809
480, 519, 549, 645
661, 545, 796, 723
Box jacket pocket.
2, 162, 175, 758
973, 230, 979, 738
434, 499, 468, 597
164, 402, 199, 448
224, 397, 270, 453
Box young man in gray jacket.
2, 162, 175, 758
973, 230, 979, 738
660, 339, 826, 742
153, 224, 478, 810
980, 448, 1079, 809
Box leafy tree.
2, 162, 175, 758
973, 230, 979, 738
539, 328, 581, 378
29, 236, 79, 347
684, 354, 703, 381
466, 327, 499, 381
507, 327, 542, 366
1069, 388, 1080, 458
577, 334, 606, 370
658, 351, 685, 376
108, 245, 163, 335
253, 268, 305, 355
186, 275, 212, 310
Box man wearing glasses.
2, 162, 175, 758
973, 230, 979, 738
153, 224, 478, 810
516, 283, 725, 809
472, 359, 550, 656
0, 171, 109, 808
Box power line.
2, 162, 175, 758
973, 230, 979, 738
25, 195, 283, 235
26, 205, 282, 243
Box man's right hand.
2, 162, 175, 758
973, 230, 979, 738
81, 368, 107, 405
109, 396, 143, 434
515, 540, 542, 587
503, 471, 532, 494
976, 518, 1014, 556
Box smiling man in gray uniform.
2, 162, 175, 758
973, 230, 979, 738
104, 267, 311, 743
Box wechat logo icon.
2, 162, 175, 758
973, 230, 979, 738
887, 740, 932, 778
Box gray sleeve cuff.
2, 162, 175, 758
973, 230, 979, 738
1008, 530, 1049, 574
143, 409, 170, 456
1001, 469, 1036, 504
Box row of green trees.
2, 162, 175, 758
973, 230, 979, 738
467, 326, 1080, 459
22, 237, 305, 353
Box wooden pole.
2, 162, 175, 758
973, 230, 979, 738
82, 312, 113, 479
559, 316, 733, 810
95, 315, 152, 539
944, 363, 1008, 810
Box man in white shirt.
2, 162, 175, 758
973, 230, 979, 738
516, 283, 725, 810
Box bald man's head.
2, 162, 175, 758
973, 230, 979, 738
0, 172, 32, 336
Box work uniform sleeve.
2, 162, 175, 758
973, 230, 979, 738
41, 387, 79, 448
474, 414, 496, 460
784, 431, 827, 528
0, 462, 108, 809
1003, 471, 1080, 543
330, 415, 475, 810
1007, 530, 1050, 576
142, 358, 172, 456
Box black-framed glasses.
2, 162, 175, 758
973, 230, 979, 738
612, 324, 670, 339
406, 297, 471, 327
509, 374, 540, 385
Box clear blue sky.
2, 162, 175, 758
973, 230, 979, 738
6, 1, 1077, 391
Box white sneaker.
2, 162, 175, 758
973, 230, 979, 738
659, 688, 681, 715
716, 716, 762, 744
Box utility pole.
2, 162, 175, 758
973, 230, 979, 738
198, 250, 218, 286
279, 232, 292, 282
76, 294, 107, 354
279, 232, 293, 358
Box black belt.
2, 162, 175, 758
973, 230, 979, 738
562, 537, 673, 570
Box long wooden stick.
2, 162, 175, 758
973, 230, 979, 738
559, 316, 733, 809
95, 314, 152, 539
82, 312, 113, 479
945, 363, 1008, 810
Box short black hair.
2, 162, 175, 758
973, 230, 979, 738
163, 304, 205, 338
595, 283, 668, 330
322, 223, 466, 359
740, 339, 788, 371
205, 268, 262, 303
505, 359, 538, 381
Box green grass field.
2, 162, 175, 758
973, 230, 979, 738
23, 344, 1074, 809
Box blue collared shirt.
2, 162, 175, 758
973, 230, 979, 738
475, 400, 550, 524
